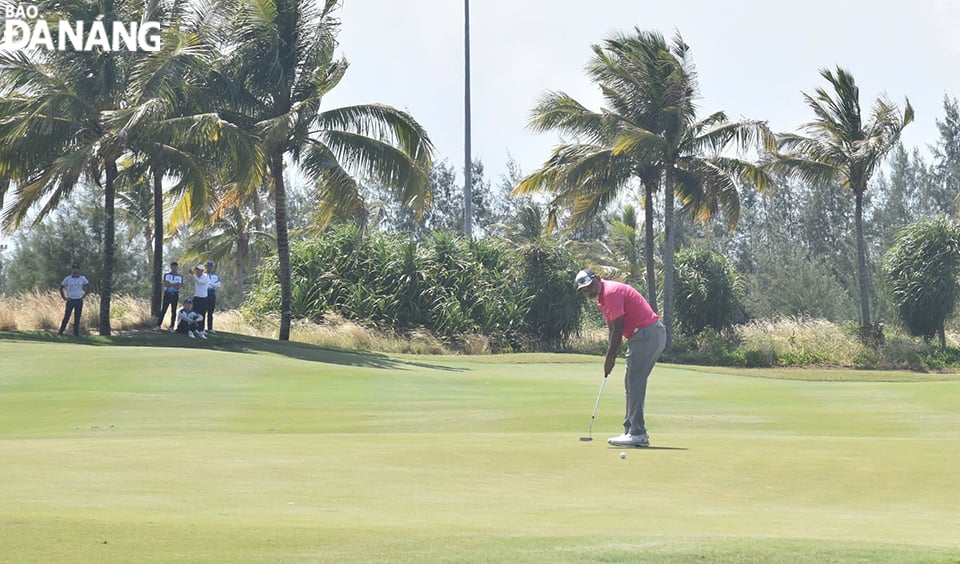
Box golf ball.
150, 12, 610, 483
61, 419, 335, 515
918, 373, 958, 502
620, 452, 626, 459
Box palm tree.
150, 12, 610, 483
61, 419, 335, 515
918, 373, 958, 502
586, 205, 645, 287
0, 0, 149, 336
112, 0, 260, 322
498, 202, 555, 246
774, 67, 913, 328
217, 0, 434, 340
516, 30, 773, 350
181, 184, 276, 297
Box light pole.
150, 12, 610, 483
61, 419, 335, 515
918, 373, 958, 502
463, 0, 473, 238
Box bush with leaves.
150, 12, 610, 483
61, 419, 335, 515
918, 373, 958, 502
673, 249, 744, 337
518, 242, 582, 350
882, 217, 960, 349
243, 226, 581, 351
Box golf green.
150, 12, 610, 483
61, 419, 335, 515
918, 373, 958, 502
1, 336, 958, 562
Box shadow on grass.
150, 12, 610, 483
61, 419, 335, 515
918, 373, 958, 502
0, 330, 464, 372
605, 445, 689, 451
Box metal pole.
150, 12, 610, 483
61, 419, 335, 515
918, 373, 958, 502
463, 0, 473, 238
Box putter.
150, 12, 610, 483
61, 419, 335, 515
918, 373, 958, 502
579, 374, 608, 441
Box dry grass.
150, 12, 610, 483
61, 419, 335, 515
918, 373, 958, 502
0, 292, 455, 353
738, 318, 865, 366
217, 310, 450, 354
740, 317, 960, 365
4, 293, 957, 369
0, 291, 154, 334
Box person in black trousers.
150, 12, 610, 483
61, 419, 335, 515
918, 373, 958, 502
204, 260, 222, 332
157, 261, 183, 331
58, 264, 90, 336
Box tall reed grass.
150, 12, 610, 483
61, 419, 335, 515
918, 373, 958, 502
3, 293, 958, 370
0, 291, 153, 333
216, 310, 452, 355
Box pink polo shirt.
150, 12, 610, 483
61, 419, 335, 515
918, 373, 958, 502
597, 279, 659, 338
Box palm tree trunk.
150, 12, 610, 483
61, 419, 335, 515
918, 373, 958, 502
662, 167, 676, 352
854, 189, 871, 327
237, 236, 248, 297
99, 161, 118, 336
151, 169, 163, 319
642, 180, 658, 313
271, 152, 292, 341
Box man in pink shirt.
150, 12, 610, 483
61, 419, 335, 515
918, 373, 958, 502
576, 268, 666, 447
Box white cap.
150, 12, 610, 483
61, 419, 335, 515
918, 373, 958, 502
575, 269, 597, 289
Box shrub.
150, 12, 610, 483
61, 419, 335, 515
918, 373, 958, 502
673, 249, 744, 337
882, 217, 960, 348
243, 227, 581, 351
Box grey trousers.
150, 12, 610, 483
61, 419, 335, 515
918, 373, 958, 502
622, 320, 666, 436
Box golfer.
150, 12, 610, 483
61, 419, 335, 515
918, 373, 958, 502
204, 260, 221, 332
58, 263, 90, 336
157, 261, 183, 331
576, 268, 665, 447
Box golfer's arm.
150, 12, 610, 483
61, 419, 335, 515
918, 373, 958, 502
606, 316, 625, 361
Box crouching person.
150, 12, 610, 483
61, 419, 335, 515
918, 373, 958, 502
176, 298, 207, 339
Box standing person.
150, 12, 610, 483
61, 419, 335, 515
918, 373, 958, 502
575, 268, 666, 447
156, 261, 183, 331
175, 298, 206, 339
191, 263, 211, 337
58, 264, 90, 336
204, 260, 222, 332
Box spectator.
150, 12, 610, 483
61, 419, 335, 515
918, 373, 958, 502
58, 263, 90, 336
204, 260, 222, 332
176, 298, 206, 339
191, 263, 211, 332
156, 261, 183, 331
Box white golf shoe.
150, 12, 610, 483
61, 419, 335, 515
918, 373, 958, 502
188, 331, 196, 339
199, 331, 208, 340
607, 433, 650, 447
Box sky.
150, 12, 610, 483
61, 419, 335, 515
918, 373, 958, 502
2, 0, 959, 252
324, 0, 960, 186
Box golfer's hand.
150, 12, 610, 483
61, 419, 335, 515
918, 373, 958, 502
604, 356, 616, 377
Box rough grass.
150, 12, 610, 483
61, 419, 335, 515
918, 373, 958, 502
4, 293, 960, 370
0, 291, 155, 333
0, 337, 958, 563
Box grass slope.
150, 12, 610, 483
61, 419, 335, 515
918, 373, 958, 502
1, 332, 959, 563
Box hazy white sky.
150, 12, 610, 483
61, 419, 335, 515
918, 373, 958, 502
324, 0, 960, 185
2, 0, 958, 249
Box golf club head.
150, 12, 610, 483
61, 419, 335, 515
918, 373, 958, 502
579, 437, 593, 441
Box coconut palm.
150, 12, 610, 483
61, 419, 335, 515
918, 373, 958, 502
775, 67, 913, 328
111, 0, 261, 320
591, 205, 645, 286
181, 188, 276, 298
216, 0, 434, 340
0, 0, 149, 336
516, 29, 773, 350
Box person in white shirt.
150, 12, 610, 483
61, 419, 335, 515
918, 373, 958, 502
191, 263, 211, 332
204, 260, 222, 332
175, 298, 206, 339
157, 261, 184, 331
58, 264, 90, 336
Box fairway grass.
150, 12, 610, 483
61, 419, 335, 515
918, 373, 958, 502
1, 334, 959, 563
